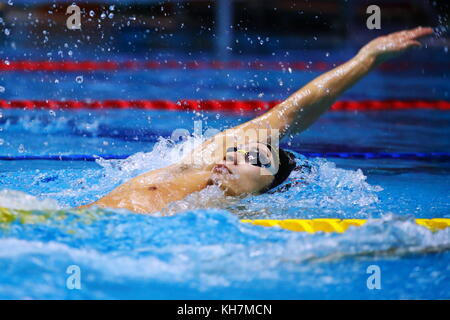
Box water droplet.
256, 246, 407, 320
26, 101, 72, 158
18, 144, 25, 153
89, 10, 95, 17
75, 75, 83, 84
0, 86, 5, 93
4, 28, 10, 36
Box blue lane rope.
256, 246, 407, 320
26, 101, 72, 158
0, 152, 449, 161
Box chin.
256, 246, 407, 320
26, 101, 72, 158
208, 173, 248, 196
222, 187, 239, 196
223, 182, 254, 196
213, 180, 239, 196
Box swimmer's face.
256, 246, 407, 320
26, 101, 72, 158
209, 142, 277, 196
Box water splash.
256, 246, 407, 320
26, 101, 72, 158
0, 135, 382, 217
0, 209, 449, 299
0, 189, 60, 210
95, 135, 204, 188
235, 156, 382, 218
93, 138, 383, 217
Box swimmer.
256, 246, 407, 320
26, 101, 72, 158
79, 27, 433, 214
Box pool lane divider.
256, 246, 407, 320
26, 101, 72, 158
0, 206, 448, 234
1, 99, 450, 111
1, 152, 450, 161
240, 218, 450, 233
0, 60, 442, 72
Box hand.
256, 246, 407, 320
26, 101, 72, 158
358, 27, 434, 64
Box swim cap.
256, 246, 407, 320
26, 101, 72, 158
262, 147, 296, 192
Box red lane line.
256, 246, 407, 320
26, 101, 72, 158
1, 60, 446, 72
0, 100, 449, 111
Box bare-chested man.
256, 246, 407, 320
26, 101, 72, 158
79, 27, 433, 214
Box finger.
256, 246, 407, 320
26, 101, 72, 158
398, 28, 423, 40
389, 30, 409, 38
390, 27, 433, 40
409, 27, 434, 39
404, 40, 422, 49
409, 40, 421, 46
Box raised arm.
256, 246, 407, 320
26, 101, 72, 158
231, 27, 433, 139
184, 27, 433, 164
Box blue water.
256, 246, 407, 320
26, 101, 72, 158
1, 66, 449, 101
1, 106, 449, 299
1, 54, 450, 299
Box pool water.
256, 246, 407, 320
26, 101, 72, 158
0, 61, 450, 299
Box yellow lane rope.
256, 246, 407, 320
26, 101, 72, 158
1, 207, 449, 234
240, 218, 450, 233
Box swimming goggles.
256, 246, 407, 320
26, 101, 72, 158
226, 147, 272, 168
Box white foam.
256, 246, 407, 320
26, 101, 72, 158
0, 189, 60, 210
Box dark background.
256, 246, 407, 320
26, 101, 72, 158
0, 0, 448, 58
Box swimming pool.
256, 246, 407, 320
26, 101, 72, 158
1, 56, 449, 299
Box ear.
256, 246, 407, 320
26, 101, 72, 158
258, 174, 276, 194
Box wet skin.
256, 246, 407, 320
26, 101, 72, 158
79, 27, 433, 214
82, 142, 277, 213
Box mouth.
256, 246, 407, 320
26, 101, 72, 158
212, 164, 232, 175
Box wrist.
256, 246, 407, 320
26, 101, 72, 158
355, 50, 379, 70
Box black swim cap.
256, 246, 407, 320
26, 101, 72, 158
262, 147, 296, 193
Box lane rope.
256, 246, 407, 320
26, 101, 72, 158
1, 152, 449, 161
241, 218, 450, 233
1, 99, 449, 111
1, 207, 447, 232
1, 60, 445, 72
